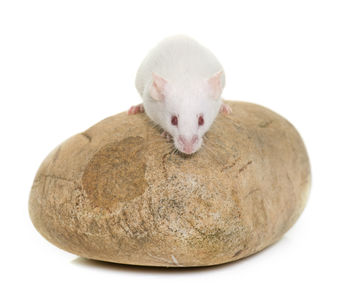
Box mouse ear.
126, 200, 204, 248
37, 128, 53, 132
207, 70, 224, 100
150, 73, 167, 101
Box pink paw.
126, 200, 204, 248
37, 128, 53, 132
161, 131, 172, 141
220, 103, 232, 115
128, 104, 144, 115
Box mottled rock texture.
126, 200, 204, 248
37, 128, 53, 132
29, 101, 311, 267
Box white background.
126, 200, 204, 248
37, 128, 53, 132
1, 0, 349, 285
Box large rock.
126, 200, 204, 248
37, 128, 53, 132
29, 101, 311, 267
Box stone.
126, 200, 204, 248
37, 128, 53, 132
28, 101, 311, 267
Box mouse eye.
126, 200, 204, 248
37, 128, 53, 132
198, 115, 204, 126
171, 115, 178, 126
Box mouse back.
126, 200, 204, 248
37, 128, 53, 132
135, 35, 225, 97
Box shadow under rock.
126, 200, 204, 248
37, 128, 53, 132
71, 236, 289, 274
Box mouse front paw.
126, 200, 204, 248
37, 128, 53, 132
220, 103, 232, 115
128, 104, 144, 115
161, 131, 172, 141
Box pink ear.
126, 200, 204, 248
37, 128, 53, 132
207, 70, 224, 100
149, 73, 167, 101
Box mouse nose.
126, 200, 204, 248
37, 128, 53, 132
179, 135, 198, 145
178, 135, 199, 154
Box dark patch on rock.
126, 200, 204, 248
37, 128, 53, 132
82, 136, 147, 209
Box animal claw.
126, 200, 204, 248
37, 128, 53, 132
128, 104, 144, 115
161, 131, 172, 141
220, 103, 232, 115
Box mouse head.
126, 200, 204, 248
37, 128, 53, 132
148, 71, 224, 155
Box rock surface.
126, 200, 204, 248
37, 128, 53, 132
29, 101, 311, 267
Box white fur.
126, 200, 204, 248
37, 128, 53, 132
135, 35, 225, 154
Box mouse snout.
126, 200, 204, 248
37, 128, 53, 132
191, 135, 199, 144
178, 135, 199, 154
179, 135, 198, 145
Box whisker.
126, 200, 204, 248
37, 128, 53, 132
169, 148, 177, 160
146, 145, 172, 152
201, 143, 222, 165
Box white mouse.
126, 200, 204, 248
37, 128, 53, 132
129, 35, 231, 155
